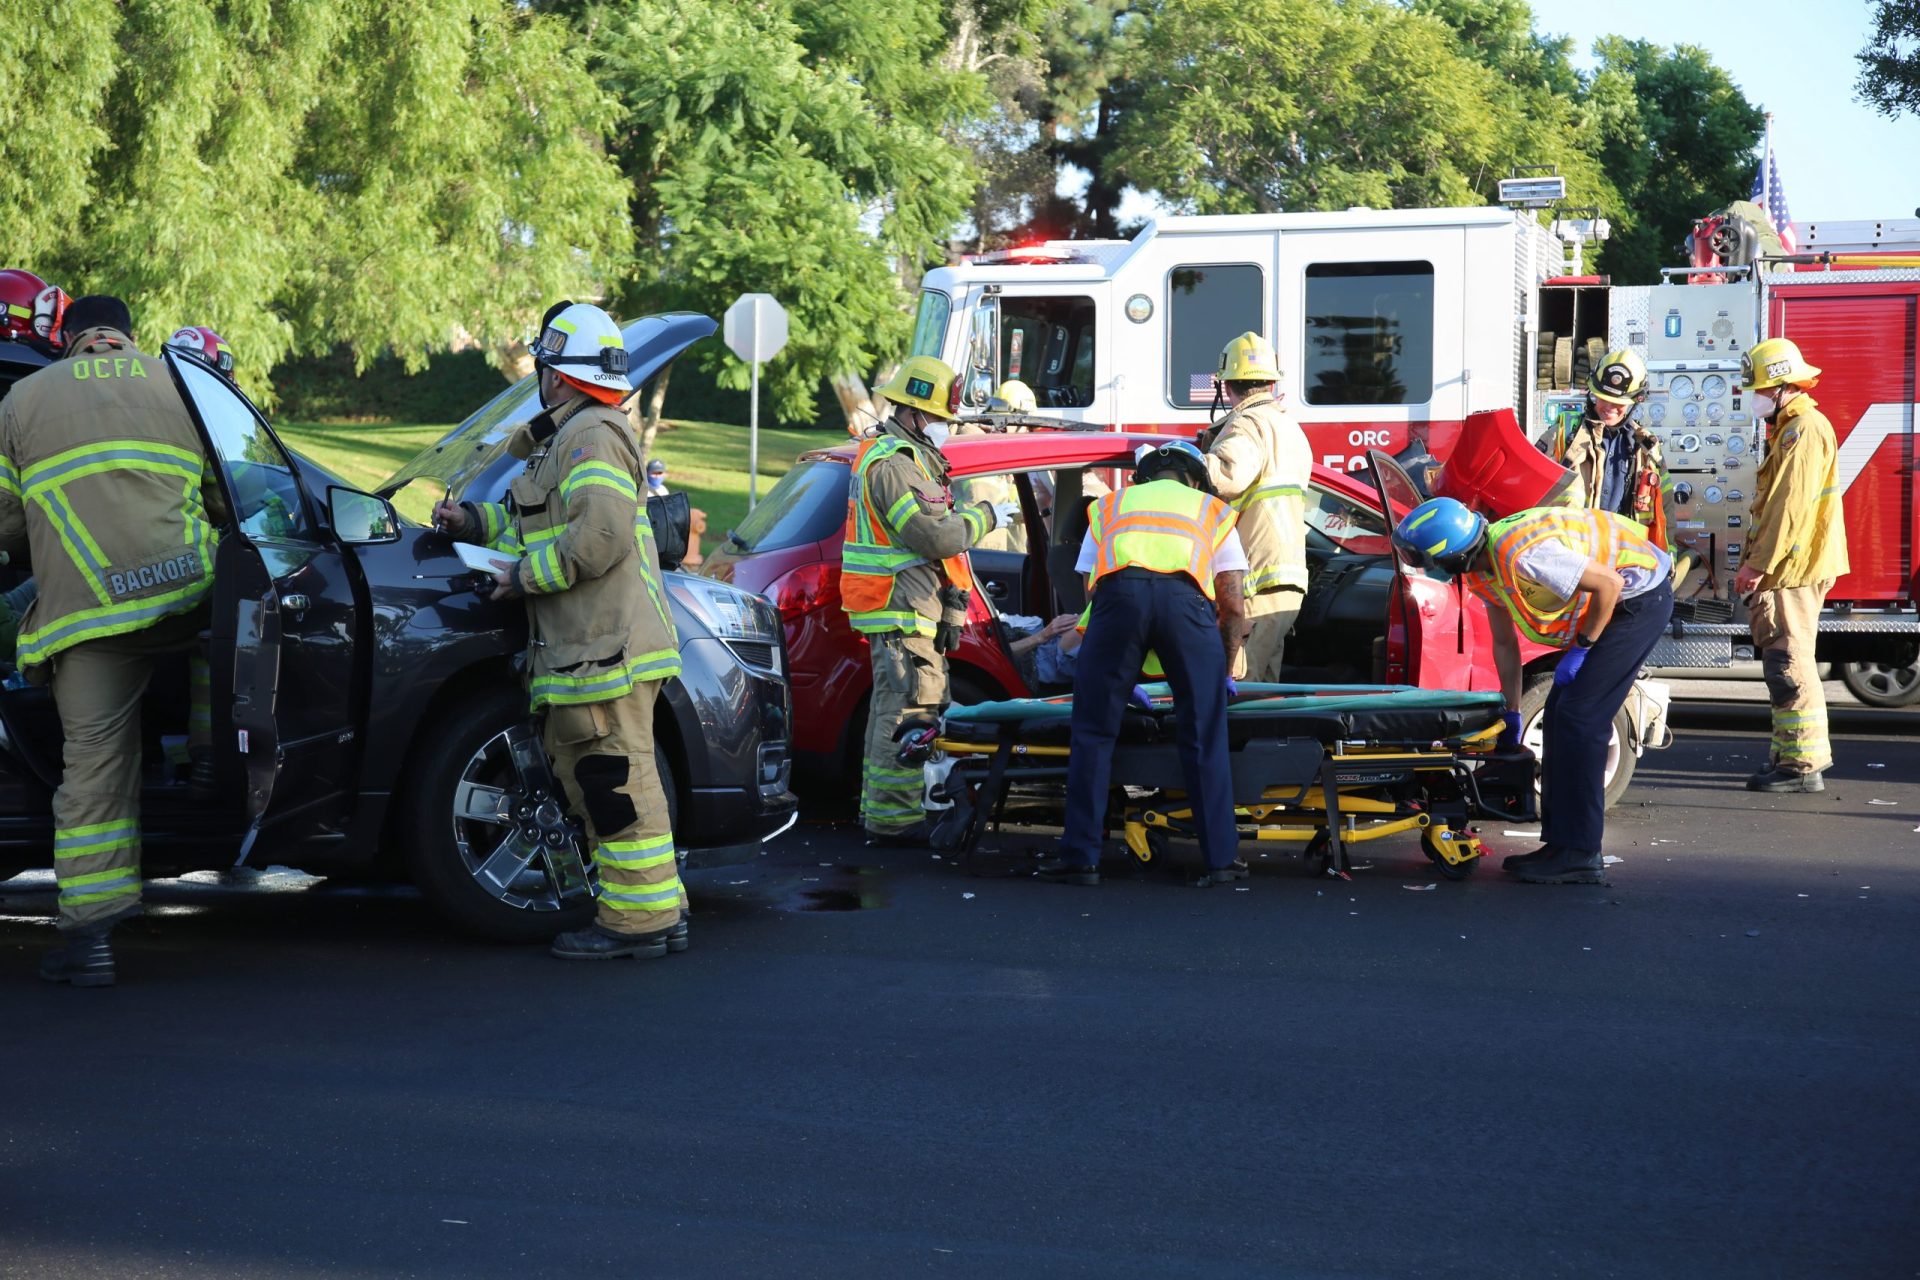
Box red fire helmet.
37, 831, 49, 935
0, 268, 70, 349
166, 325, 235, 375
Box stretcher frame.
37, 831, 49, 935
910, 690, 1538, 880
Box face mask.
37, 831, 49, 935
1750, 390, 1778, 419
922, 420, 950, 450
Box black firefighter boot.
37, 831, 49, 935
1746, 766, 1824, 793
38, 924, 116, 987
551, 917, 688, 961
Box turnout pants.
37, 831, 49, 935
1540, 580, 1672, 855
861, 631, 945, 834
1062, 569, 1239, 871
49, 609, 206, 930
1749, 581, 1834, 775
1239, 591, 1303, 683
546, 681, 686, 936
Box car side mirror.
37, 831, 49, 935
328, 485, 401, 545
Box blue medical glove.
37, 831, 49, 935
1224, 676, 1238, 699
1128, 684, 1154, 710
1497, 710, 1523, 751
1553, 645, 1589, 687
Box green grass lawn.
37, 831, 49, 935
276, 418, 839, 540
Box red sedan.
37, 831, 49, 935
698, 426, 1667, 803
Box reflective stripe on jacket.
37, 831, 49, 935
465, 396, 680, 708
1468, 507, 1661, 646
0, 331, 221, 675
1087, 479, 1235, 598
1746, 396, 1850, 590
840, 419, 989, 636
1543, 410, 1671, 552
1203, 389, 1310, 604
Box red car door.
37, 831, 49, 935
1365, 449, 1481, 689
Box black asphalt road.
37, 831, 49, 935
4, 709, 1918, 1278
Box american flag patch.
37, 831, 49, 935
1188, 373, 1215, 399
570, 447, 588, 461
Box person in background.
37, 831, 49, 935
0, 268, 70, 358
1005, 612, 1082, 689
1394, 497, 1672, 886
1202, 332, 1310, 681
1733, 338, 1850, 793
1540, 347, 1671, 551
645, 458, 669, 496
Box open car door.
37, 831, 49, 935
168, 352, 363, 862
1365, 448, 1480, 689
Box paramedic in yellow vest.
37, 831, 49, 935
1540, 348, 1672, 552
842, 355, 1016, 846
1732, 338, 1850, 793
1202, 332, 1310, 680
1393, 497, 1672, 886
0, 296, 228, 986
435, 302, 689, 962
1037, 442, 1250, 888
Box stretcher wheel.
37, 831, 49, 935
1422, 828, 1480, 880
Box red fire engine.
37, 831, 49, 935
911, 205, 1920, 686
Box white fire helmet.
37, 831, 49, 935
531, 302, 633, 395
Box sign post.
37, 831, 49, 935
724, 293, 790, 510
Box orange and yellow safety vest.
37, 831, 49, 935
1086, 479, 1236, 598
1467, 507, 1662, 646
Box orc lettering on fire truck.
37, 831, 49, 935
912, 206, 1919, 673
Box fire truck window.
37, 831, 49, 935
1166, 265, 1264, 407
997, 296, 1095, 409
910, 289, 951, 359
1303, 261, 1434, 405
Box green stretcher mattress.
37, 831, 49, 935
940, 683, 1507, 749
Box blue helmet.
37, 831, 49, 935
1393, 497, 1487, 576
1133, 439, 1214, 493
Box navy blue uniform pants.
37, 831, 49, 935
1061, 569, 1239, 870
1541, 579, 1673, 854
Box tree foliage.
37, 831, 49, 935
1585, 38, 1764, 282
1, 0, 627, 403
1116, 0, 1614, 217
588, 0, 981, 421
1857, 0, 1920, 120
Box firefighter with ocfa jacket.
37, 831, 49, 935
1202, 332, 1311, 680
436, 302, 689, 961
1541, 347, 1671, 551
842, 355, 1015, 845
1732, 337, 1850, 793
2, 296, 228, 986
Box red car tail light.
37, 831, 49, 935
770, 561, 840, 624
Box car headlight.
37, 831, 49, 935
668, 577, 782, 674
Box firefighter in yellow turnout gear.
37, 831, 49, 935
0, 296, 227, 986
1732, 338, 1850, 793
438, 303, 687, 960
1203, 332, 1311, 680
843, 356, 1014, 845
1540, 348, 1672, 552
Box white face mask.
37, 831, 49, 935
1750, 390, 1778, 419
922, 420, 950, 450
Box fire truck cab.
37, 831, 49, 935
913, 206, 1920, 689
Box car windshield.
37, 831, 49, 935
729, 459, 850, 552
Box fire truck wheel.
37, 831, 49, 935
1839, 659, 1920, 708
1518, 676, 1636, 811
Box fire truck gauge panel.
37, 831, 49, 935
1669, 374, 1696, 399
1703, 374, 1728, 398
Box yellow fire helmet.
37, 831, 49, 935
991, 379, 1037, 414
878, 354, 961, 421
1217, 331, 1281, 383
1587, 347, 1649, 405
1741, 337, 1821, 391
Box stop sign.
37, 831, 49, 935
724, 294, 789, 364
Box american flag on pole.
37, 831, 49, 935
1751, 136, 1798, 252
